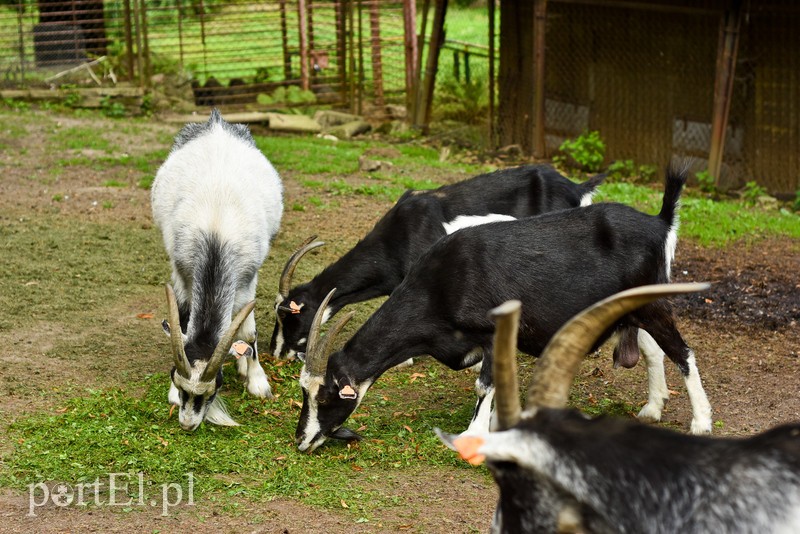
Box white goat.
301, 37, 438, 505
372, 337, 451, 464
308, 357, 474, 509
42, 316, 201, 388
151, 109, 283, 430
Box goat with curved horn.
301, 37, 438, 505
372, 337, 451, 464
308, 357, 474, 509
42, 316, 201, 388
278, 235, 325, 298
443, 287, 800, 534
269, 165, 605, 360
153, 109, 283, 431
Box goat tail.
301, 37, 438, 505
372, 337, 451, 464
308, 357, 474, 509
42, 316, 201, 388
658, 164, 689, 226
581, 172, 607, 194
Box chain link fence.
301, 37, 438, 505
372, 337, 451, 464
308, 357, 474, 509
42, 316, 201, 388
0, 1, 797, 195
0, 0, 408, 112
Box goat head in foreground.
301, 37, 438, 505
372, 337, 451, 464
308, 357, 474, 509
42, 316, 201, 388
438, 284, 800, 533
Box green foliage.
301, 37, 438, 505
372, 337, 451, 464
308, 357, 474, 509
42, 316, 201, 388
1, 98, 30, 111
137, 175, 155, 190
102, 179, 127, 188
100, 97, 127, 119
557, 131, 606, 172
606, 159, 635, 180
638, 164, 658, 182
793, 190, 800, 212
64, 91, 82, 108
596, 182, 800, 247
434, 74, 488, 125
259, 86, 317, 107
695, 170, 716, 193
742, 180, 767, 205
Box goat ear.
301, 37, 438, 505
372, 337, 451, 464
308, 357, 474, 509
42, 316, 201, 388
339, 383, 357, 400
452, 435, 487, 466
231, 341, 253, 359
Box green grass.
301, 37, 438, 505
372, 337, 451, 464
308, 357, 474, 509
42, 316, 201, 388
595, 181, 800, 247
1, 361, 479, 517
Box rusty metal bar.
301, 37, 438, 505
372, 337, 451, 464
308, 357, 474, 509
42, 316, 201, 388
415, 0, 448, 131
368, 0, 384, 107
533, 0, 548, 158
488, 0, 495, 146
709, 0, 743, 188
298, 0, 310, 91
403, 0, 417, 114
280, 0, 291, 80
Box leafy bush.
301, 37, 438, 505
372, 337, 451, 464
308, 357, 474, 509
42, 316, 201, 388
793, 190, 800, 212
556, 131, 605, 172
742, 180, 767, 205
606, 159, 635, 180
638, 164, 658, 182
695, 170, 716, 194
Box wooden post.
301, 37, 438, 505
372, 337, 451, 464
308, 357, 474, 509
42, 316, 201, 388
279, 0, 291, 80
488, 0, 495, 146
140, 0, 151, 88
336, 0, 348, 104
412, 0, 431, 123
415, 0, 448, 131
298, 0, 310, 91
122, 0, 134, 81
709, 0, 743, 189
368, 0, 384, 107
532, 0, 547, 158
402, 0, 417, 114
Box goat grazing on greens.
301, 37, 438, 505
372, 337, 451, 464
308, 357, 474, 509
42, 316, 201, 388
294, 166, 712, 452
270, 165, 605, 360
151, 109, 283, 430
439, 285, 800, 534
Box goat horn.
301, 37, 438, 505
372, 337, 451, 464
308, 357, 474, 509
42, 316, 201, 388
279, 235, 325, 298
527, 283, 710, 411
165, 284, 191, 378
203, 300, 256, 381
489, 300, 523, 431
304, 288, 337, 377
319, 310, 356, 364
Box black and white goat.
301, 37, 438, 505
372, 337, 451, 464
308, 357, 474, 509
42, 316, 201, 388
439, 285, 800, 533
294, 167, 712, 452
270, 165, 605, 359
151, 109, 283, 430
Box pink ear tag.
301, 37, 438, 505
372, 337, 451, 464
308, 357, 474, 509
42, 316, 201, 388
339, 384, 357, 399
232, 341, 250, 359
289, 301, 303, 314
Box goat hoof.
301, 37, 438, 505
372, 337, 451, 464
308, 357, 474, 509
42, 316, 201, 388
247, 376, 274, 399
636, 404, 663, 423
690, 419, 712, 435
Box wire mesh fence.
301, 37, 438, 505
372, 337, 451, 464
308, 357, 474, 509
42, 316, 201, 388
0, 0, 409, 111
0, 1, 797, 195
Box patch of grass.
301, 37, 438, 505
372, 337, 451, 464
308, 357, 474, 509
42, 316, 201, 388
50, 126, 118, 152
103, 179, 128, 188
137, 175, 155, 190
595, 181, 800, 246
1, 361, 480, 518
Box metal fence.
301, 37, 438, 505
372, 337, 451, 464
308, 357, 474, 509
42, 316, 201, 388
0, 0, 408, 112
540, 0, 799, 196
1, 1, 797, 195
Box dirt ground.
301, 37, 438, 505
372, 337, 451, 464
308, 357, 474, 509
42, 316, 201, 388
0, 109, 798, 533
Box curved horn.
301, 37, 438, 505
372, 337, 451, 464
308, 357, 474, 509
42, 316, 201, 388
489, 300, 523, 431
165, 284, 191, 377
304, 288, 337, 377
319, 310, 356, 363
203, 300, 256, 381
279, 235, 325, 298
527, 283, 711, 411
